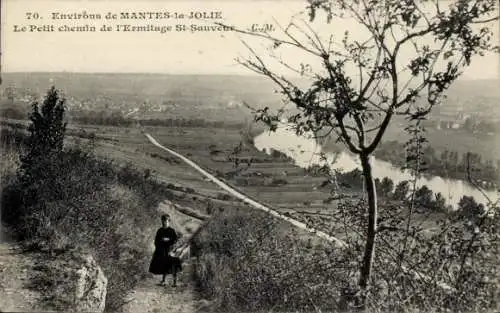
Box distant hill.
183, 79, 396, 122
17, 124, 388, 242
443, 79, 500, 114
0, 72, 282, 102
0, 72, 284, 122
448, 79, 499, 96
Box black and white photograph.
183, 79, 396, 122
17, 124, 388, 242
0, 0, 499, 312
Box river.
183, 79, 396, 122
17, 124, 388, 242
253, 124, 499, 209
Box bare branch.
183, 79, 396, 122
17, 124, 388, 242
471, 16, 500, 23
214, 21, 324, 58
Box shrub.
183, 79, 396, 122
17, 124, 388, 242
216, 193, 231, 201
337, 169, 364, 190
191, 208, 358, 312
433, 192, 447, 212
379, 177, 394, 198
456, 195, 485, 220
1, 145, 170, 311
0, 143, 22, 228
414, 185, 434, 208
393, 180, 410, 201
268, 178, 288, 186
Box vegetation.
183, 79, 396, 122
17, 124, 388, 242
455, 195, 486, 219
70, 109, 133, 126
1, 106, 28, 120
192, 207, 354, 313
459, 115, 498, 135
191, 113, 496, 313
0, 105, 247, 130
0, 87, 174, 312
1, 46, 498, 313
192, 190, 498, 313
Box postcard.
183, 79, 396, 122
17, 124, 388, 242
1, 1, 499, 312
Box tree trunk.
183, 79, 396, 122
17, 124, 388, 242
358, 153, 378, 307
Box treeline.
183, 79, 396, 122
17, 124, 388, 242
67, 109, 246, 129
461, 116, 497, 134
307, 164, 486, 217
375, 140, 500, 185
1, 106, 30, 120
2, 105, 246, 129
71, 110, 133, 126
138, 117, 243, 129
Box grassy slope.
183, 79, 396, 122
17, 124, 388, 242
1, 119, 350, 313
2, 73, 498, 312
0, 128, 196, 312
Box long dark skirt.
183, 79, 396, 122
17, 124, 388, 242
148, 249, 182, 275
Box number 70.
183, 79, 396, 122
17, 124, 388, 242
26, 12, 40, 20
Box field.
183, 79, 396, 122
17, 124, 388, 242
82, 123, 345, 214
1, 115, 348, 213
383, 122, 500, 161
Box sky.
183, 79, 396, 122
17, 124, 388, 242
2, 0, 499, 80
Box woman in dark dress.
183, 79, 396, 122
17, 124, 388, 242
149, 214, 179, 286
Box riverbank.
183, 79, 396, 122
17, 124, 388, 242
254, 125, 499, 209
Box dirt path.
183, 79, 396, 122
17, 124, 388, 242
0, 240, 44, 312
121, 200, 208, 313
121, 260, 198, 313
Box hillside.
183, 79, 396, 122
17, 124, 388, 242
0, 73, 282, 122
2, 73, 498, 122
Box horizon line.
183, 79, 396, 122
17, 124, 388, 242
1, 71, 264, 77
1, 71, 498, 81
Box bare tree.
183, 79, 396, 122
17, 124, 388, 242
233, 0, 499, 306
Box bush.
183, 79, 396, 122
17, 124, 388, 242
191, 208, 358, 312
216, 193, 232, 201
456, 195, 485, 220
379, 177, 394, 198
393, 180, 410, 201
0, 144, 22, 227
337, 169, 364, 190
414, 185, 434, 208
433, 192, 447, 212
268, 178, 288, 186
